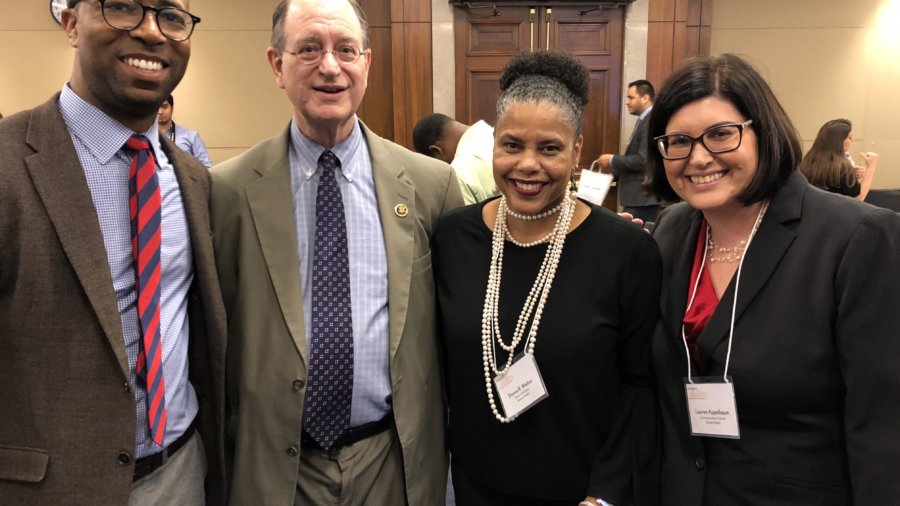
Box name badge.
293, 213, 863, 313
494, 354, 549, 420
684, 376, 740, 439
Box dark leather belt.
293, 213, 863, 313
133, 422, 196, 481
301, 413, 393, 451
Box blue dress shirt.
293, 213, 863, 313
288, 118, 392, 427
59, 85, 198, 459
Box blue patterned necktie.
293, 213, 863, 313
302, 150, 354, 449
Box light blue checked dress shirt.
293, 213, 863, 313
59, 85, 198, 459
288, 119, 392, 427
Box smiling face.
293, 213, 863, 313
493, 101, 582, 216
62, 0, 190, 132
268, 0, 370, 147
662, 96, 758, 216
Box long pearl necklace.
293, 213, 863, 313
481, 192, 576, 423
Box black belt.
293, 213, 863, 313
133, 422, 196, 482
301, 413, 393, 452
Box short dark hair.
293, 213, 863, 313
271, 0, 369, 51
629, 79, 655, 101
412, 113, 453, 157
164, 95, 174, 107
646, 54, 802, 204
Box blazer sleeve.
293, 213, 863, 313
587, 233, 662, 506
834, 209, 900, 503
611, 119, 650, 177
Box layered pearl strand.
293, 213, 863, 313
481, 192, 577, 423
706, 201, 770, 263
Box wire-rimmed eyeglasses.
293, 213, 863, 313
73, 0, 200, 42
284, 43, 369, 65
654, 120, 753, 160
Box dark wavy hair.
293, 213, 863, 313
496, 50, 590, 137
646, 54, 802, 204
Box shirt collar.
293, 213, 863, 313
639, 105, 653, 121
289, 117, 364, 182
59, 84, 161, 163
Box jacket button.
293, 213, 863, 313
292, 380, 305, 391
118, 451, 132, 465
695, 456, 705, 470
287, 445, 299, 457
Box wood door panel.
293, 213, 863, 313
466, 70, 503, 126
468, 22, 528, 55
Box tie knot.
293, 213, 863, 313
126, 134, 151, 152
320, 150, 340, 172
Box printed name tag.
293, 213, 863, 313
684, 376, 740, 438
494, 354, 549, 420
577, 168, 614, 207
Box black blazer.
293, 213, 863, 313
651, 172, 900, 505
611, 113, 659, 207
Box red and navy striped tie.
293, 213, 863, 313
127, 134, 167, 446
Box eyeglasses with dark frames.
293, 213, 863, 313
284, 43, 369, 65
654, 120, 753, 160
73, 0, 201, 42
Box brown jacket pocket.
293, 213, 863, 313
0, 445, 49, 483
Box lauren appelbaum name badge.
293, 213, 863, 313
494, 353, 549, 420
684, 376, 741, 439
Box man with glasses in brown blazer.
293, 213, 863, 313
0, 1, 226, 504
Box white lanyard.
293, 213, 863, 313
681, 202, 769, 383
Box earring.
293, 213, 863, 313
569, 167, 578, 192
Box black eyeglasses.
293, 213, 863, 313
74, 0, 201, 42
284, 43, 369, 65
654, 120, 753, 160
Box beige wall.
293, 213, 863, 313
2, 0, 295, 165
712, 0, 900, 188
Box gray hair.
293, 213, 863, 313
496, 75, 584, 137
271, 0, 370, 51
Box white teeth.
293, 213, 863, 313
690, 172, 725, 184
125, 58, 162, 71
515, 181, 543, 191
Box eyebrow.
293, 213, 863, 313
665, 121, 745, 135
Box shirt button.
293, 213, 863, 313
695, 456, 705, 470
287, 445, 299, 457
118, 451, 132, 465
292, 380, 305, 391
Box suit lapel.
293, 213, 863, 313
24, 97, 131, 379
245, 129, 309, 364
362, 124, 416, 363
697, 174, 805, 372
659, 207, 704, 362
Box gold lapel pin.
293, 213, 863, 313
394, 203, 409, 218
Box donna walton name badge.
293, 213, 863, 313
494, 354, 549, 420
684, 376, 741, 439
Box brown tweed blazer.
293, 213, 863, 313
0, 95, 227, 505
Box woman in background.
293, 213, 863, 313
798, 118, 877, 200
648, 53, 900, 505
434, 50, 661, 506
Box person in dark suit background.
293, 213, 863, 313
595, 79, 661, 223
0, 0, 226, 504
647, 53, 900, 504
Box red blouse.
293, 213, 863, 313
682, 220, 719, 363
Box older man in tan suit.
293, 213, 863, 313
210, 0, 462, 504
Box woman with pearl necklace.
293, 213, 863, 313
433, 50, 662, 506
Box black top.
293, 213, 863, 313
825, 167, 860, 197
434, 199, 662, 504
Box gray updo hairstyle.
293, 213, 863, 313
495, 50, 591, 137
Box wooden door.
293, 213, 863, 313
454, 4, 625, 170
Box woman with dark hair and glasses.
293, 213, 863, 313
799, 118, 878, 201
646, 53, 900, 504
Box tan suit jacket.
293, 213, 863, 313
211, 122, 463, 505
0, 96, 228, 505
